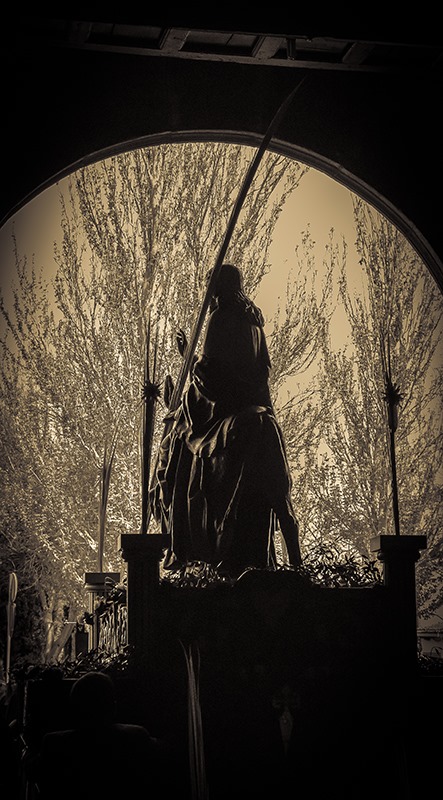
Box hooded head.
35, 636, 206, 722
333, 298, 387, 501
206, 263, 264, 326
213, 263, 243, 298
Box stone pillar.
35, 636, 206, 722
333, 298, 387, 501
118, 533, 169, 659
84, 572, 120, 651
370, 535, 427, 676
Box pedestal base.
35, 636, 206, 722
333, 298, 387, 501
118, 533, 170, 657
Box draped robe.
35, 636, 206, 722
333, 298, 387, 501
150, 294, 301, 578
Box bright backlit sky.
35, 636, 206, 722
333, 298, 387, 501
257, 166, 358, 347
0, 163, 360, 346
1, 156, 442, 626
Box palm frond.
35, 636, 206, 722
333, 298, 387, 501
180, 641, 209, 800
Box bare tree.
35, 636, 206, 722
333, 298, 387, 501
304, 198, 443, 618
2, 142, 330, 655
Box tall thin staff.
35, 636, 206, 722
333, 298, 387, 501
167, 78, 306, 417
147, 80, 306, 525
381, 333, 403, 536
6, 571, 18, 685
140, 314, 160, 534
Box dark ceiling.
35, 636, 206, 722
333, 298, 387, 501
9, 20, 443, 70
2, 18, 443, 290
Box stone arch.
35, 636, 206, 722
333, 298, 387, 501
26, 126, 440, 293
2, 29, 442, 292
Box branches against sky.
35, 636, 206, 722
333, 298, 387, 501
0, 141, 442, 654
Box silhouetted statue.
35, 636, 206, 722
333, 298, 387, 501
26, 671, 164, 800
150, 263, 301, 579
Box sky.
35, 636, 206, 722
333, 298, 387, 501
1, 150, 442, 614
0, 162, 360, 343
258, 166, 359, 349
1, 154, 441, 388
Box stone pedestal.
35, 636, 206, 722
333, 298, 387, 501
118, 533, 169, 658
84, 572, 120, 651
370, 535, 427, 677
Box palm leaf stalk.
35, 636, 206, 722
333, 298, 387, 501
140, 316, 160, 534
381, 334, 404, 536
166, 79, 306, 420
98, 430, 118, 571
181, 641, 209, 800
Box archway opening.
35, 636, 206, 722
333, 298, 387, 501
0, 136, 441, 658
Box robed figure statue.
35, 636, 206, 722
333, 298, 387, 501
150, 264, 301, 579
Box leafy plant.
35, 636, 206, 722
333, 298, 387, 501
181, 641, 208, 800
299, 543, 383, 587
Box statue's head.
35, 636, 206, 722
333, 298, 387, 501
211, 263, 243, 298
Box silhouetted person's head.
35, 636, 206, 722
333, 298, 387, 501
69, 671, 116, 728
206, 263, 243, 299
215, 263, 243, 298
